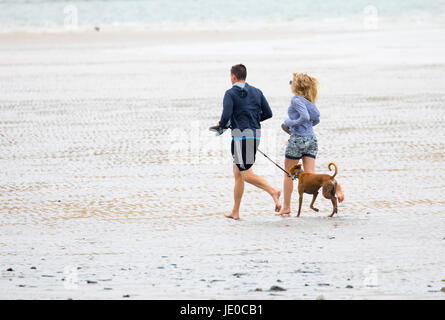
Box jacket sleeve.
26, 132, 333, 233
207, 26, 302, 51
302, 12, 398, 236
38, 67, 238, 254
219, 91, 233, 128
259, 91, 273, 121
283, 98, 310, 128
311, 105, 320, 126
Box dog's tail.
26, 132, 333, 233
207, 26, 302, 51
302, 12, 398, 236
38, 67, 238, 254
328, 162, 338, 179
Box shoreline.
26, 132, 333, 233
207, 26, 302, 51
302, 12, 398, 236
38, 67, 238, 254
1, 15, 444, 46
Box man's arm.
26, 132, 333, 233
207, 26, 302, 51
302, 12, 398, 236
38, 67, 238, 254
260, 92, 272, 121
283, 98, 309, 128
219, 91, 233, 128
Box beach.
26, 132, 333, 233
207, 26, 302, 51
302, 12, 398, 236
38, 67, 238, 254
0, 19, 445, 299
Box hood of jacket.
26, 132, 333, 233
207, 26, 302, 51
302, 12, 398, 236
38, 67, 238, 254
232, 83, 248, 98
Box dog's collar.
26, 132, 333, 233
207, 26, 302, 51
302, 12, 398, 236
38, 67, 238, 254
293, 169, 304, 179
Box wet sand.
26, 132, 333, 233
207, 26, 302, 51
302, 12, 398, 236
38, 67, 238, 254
0, 22, 445, 299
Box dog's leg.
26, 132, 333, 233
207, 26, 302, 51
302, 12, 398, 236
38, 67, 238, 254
329, 197, 338, 217
297, 193, 303, 217
310, 192, 319, 212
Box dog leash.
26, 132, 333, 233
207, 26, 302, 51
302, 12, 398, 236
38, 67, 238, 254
257, 148, 293, 178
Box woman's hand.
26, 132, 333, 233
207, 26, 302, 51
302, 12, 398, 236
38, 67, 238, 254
281, 123, 291, 135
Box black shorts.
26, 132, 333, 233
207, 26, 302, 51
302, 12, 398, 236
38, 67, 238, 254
231, 137, 259, 171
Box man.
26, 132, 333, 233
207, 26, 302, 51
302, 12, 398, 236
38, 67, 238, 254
218, 64, 281, 220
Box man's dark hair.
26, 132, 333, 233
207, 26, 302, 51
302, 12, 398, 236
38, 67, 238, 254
230, 64, 247, 80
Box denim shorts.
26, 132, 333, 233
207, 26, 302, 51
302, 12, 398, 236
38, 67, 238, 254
285, 134, 318, 160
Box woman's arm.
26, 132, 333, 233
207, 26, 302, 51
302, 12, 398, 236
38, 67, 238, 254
311, 106, 320, 126
283, 98, 309, 128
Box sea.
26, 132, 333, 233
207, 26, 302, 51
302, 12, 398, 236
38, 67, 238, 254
0, 0, 444, 33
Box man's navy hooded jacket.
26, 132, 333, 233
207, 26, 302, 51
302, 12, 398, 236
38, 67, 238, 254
219, 83, 272, 135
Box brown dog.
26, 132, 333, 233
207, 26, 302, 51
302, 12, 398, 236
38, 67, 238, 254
289, 162, 342, 217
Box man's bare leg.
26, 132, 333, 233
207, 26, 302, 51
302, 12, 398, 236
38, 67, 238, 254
225, 164, 244, 220
240, 168, 281, 212
278, 158, 299, 215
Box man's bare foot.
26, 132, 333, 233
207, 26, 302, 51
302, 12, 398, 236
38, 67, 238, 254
336, 183, 344, 203
272, 189, 282, 212
224, 211, 240, 220
277, 207, 291, 216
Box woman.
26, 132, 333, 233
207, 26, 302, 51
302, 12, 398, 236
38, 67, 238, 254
279, 73, 343, 215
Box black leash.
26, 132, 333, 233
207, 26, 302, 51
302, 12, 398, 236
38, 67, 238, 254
257, 148, 293, 178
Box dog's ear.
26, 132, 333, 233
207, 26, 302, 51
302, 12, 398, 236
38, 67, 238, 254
289, 164, 302, 175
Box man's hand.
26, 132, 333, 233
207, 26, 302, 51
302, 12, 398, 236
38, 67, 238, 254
209, 122, 227, 136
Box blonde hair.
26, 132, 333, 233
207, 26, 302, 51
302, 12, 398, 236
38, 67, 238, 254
291, 72, 319, 103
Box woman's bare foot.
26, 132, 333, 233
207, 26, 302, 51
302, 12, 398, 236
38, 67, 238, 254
224, 211, 240, 220
272, 189, 282, 212
336, 183, 344, 203
277, 207, 291, 216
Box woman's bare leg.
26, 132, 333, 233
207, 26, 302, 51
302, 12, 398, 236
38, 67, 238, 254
302, 156, 316, 173
336, 183, 345, 202
278, 158, 300, 215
